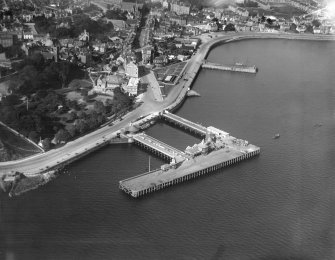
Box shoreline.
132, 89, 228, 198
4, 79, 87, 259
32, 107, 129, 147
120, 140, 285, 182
1, 32, 334, 196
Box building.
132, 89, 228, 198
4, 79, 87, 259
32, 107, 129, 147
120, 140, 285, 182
107, 0, 122, 4
79, 52, 92, 65
94, 74, 123, 95
153, 55, 168, 66
0, 33, 16, 47
40, 47, 59, 62
170, 1, 191, 15
120, 2, 143, 13
79, 30, 90, 42
105, 19, 128, 30
124, 77, 139, 96
142, 47, 152, 64
125, 61, 139, 78
162, 0, 169, 9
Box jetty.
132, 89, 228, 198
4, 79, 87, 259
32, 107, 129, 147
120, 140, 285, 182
202, 61, 257, 74
131, 132, 187, 162
119, 111, 260, 197
162, 111, 207, 136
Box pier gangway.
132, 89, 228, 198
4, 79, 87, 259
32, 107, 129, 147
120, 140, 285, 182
132, 133, 187, 161
162, 111, 207, 136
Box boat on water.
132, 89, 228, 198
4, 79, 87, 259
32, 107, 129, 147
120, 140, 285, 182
273, 133, 280, 139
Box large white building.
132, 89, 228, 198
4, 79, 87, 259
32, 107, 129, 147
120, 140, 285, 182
124, 77, 139, 96
125, 61, 139, 78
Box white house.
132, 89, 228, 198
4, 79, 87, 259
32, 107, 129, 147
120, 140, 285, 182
124, 77, 139, 96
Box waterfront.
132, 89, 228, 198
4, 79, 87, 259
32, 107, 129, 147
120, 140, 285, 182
1, 39, 335, 259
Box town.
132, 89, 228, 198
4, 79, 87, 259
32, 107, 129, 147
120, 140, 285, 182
0, 0, 334, 195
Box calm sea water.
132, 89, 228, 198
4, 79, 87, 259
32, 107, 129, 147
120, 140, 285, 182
1, 39, 335, 260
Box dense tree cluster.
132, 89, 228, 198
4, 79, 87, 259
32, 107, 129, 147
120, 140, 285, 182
0, 54, 86, 143
224, 23, 236, 32
0, 91, 66, 141
33, 14, 114, 40
105, 9, 128, 21
11, 53, 84, 95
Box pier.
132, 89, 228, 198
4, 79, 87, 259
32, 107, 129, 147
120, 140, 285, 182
202, 61, 257, 74
120, 113, 260, 198
131, 133, 187, 162
161, 111, 207, 136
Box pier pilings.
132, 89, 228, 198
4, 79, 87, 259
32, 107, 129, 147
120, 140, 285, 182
119, 148, 260, 198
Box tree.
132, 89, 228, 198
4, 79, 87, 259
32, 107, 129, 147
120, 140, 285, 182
19, 65, 38, 83
266, 18, 273, 25
224, 23, 235, 32
54, 129, 71, 143
59, 62, 70, 88
42, 138, 51, 150
28, 131, 39, 143
312, 19, 321, 28
93, 101, 106, 114
66, 124, 77, 137
306, 25, 314, 34
290, 23, 297, 32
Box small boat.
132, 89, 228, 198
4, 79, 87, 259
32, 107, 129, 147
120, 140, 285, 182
273, 133, 280, 139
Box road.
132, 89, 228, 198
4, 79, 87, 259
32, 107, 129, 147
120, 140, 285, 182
142, 71, 164, 102
1, 32, 334, 177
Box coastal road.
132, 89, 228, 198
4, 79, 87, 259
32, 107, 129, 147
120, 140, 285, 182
1, 32, 334, 177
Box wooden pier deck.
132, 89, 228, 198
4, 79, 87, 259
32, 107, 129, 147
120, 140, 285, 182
202, 61, 257, 74
120, 135, 260, 198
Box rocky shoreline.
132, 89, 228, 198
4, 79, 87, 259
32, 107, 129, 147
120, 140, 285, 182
0, 170, 59, 197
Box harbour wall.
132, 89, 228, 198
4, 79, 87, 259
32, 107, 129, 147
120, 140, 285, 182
166, 33, 335, 113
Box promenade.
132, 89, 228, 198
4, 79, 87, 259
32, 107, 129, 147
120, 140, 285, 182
1, 32, 334, 178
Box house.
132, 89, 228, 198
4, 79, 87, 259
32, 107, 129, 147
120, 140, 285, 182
0, 33, 16, 47
313, 27, 321, 34
79, 30, 90, 42
94, 74, 123, 95
170, 1, 191, 15
124, 77, 139, 96
153, 55, 168, 67
142, 47, 152, 64
23, 31, 34, 40
79, 52, 91, 65
105, 19, 128, 30
177, 54, 188, 61
92, 42, 107, 53
120, 2, 143, 13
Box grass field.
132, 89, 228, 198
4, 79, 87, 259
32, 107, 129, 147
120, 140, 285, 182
0, 124, 41, 162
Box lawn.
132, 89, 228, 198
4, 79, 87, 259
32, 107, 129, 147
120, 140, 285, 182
154, 62, 187, 85
0, 124, 41, 162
